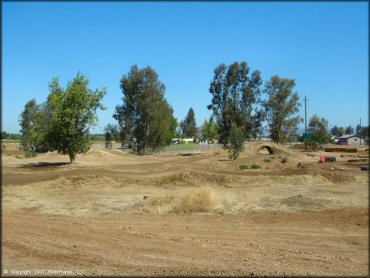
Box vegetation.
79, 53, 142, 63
19, 99, 43, 155
228, 126, 245, 160
18, 73, 106, 163
281, 157, 288, 163
47, 73, 106, 163
307, 115, 331, 150
164, 143, 199, 152
251, 163, 261, 169
113, 65, 176, 154
239, 164, 249, 170
104, 124, 119, 148
263, 158, 272, 163
208, 61, 264, 145
345, 125, 354, 135
201, 116, 219, 143
180, 107, 197, 138
171, 189, 214, 213
1, 132, 22, 140
263, 76, 302, 144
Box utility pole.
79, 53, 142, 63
304, 96, 308, 151
360, 118, 362, 145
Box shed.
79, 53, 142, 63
338, 134, 365, 146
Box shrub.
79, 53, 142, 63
239, 164, 249, 170
251, 163, 261, 169
263, 158, 272, 163
25, 149, 36, 158
281, 157, 288, 163
171, 189, 214, 213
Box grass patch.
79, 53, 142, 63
171, 189, 214, 213
164, 143, 199, 152
148, 195, 174, 206
263, 158, 272, 163
239, 164, 249, 170
251, 163, 261, 169
281, 157, 288, 163
68, 176, 86, 182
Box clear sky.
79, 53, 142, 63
3, 1, 368, 134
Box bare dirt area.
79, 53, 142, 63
2, 142, 369, 276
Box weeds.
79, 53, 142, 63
171, 189, 214, 213
281, 157, 288, 163
251, 163, 261, 169
263, 159, 272, 163
239, 164, 249, 170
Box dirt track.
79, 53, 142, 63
2, 142, 369, 276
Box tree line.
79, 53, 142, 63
17, 61, 368, 162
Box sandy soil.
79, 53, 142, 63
2, 142, 369, 276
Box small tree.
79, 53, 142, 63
228, 126, 244, 160
47, 73, 106, 163
19, 99, 45, 155
202, 116, 219, 143
104, 124, 119, 149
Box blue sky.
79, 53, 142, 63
2, 1, 368, 133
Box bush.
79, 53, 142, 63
281, 157, 288, 163
263, 158, 272, 163
25, 149, 37, 158
171, 189, 214, 213
239, 164, 249, 170
251, 163, 261, 169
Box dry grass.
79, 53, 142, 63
171, 188, 215, 213
148, 195, 174, 206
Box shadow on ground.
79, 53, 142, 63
20, 162, 71, 168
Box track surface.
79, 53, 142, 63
2, 143, 369, 276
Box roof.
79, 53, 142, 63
338, 134, 363, 139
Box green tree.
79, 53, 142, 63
165, 117, 178, 143
307, 115, 331, 150
202, 116, 219, 143
19, 99, 44, 155
208, 61, 264, 145
263, 76, 302, 144
330, 125, 339, 137
180, 107, 197, 138
337, 127, 345, 137
47, 73, 106, 163
361, 126, 369, 138
345, 125, 354, 135
228, 126, 245, 160
113, 65, 176, 154
104, 124, 119, 149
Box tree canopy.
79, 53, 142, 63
113, 65, 176, 154
263, 76, 302, 144
180, 107, 197, 138
19, 73, 106, 162
307, 114, 331, 150
207, 61, 264, 145
46, 73, 106, 162
202, 116, 219, 143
